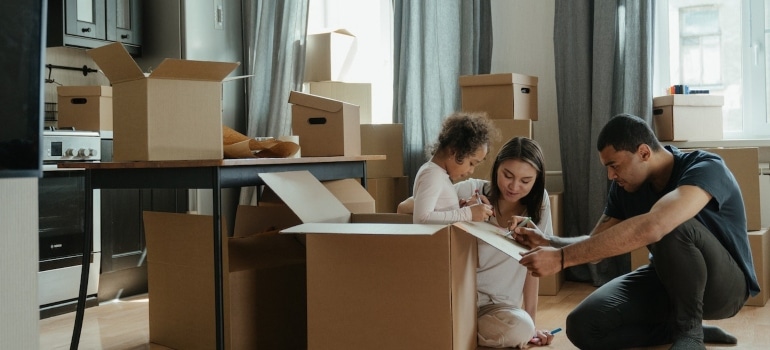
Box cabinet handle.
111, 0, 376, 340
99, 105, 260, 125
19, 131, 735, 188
121, 34, 129, 39
81, 28, 91, 33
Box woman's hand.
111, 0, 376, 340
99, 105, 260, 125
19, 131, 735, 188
528, 328, 555, 346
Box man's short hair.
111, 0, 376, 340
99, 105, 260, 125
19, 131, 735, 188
596, 114, 662, 153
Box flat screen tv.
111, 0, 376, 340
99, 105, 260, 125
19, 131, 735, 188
0, 1, 45, 178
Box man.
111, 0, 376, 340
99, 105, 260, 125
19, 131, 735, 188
515, 114, 759, 350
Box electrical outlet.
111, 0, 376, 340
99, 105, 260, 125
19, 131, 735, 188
214, 0, 224, 30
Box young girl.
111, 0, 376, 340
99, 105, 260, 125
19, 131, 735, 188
412, 111, 496, 224
401, 137, 556, 348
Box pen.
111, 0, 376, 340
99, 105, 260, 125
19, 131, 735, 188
475, 190, 483, 205
550, 327, 562, 335
504, 217, 531, 238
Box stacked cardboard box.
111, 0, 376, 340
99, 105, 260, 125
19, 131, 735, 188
56, 85, 112, 132
360, 123, 409, 213
652, 95, 724, 142
539, 192, 565, 296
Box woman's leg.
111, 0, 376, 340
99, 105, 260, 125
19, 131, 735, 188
477, 304, 535, 348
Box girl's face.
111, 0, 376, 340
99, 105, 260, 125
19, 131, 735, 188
496, 158, 538, 203
447, 144, 488, 182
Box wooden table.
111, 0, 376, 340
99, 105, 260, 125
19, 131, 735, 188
61, 155, 385, 350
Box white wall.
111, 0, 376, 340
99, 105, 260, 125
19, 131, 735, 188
490, 0, 561, 178
0, 178, 39, 349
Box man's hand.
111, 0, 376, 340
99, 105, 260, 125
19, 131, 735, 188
509, 224, 550, 248
519, 246, 563, 277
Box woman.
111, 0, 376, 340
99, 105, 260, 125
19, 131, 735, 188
399, 137, 556, 348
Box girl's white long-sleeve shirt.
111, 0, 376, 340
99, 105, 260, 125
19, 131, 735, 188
412, 161, 472, 224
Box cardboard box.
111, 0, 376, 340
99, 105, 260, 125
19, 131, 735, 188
309, 82, 372, 124
459, 73, 539, 120
360, 123, 404, 178
264, 171, 533, 350
304, 29, 356, 82
747, 228, 769, 306
472, 119, 533, 181
652, 95, 724, 141
56, 86, 113, 132
696, 147, 761, 231
87, 42, 239, 161
761, 174, 770, 228
289, 91, 361, 157
630, 246, 651, 271
366, 176, 409, 213
143, 206, 307, 350
540, 192, 565, 296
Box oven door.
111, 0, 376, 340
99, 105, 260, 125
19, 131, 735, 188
38, 164, 100, 310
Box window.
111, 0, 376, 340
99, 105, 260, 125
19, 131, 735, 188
655, 0, 770, 139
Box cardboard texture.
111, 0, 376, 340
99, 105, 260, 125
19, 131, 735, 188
56, 86, 113, 131
264, 171, 533, 350
366, 176, 409, 213
761, 174, 770, 228
472, 119, 533, 181
690, 147, 761, 231
652, 95, 724, 141
143, 208, 307, 350
631, 246, 651, 271
87, 42, 239, 161
304, 29, 356, 82
539, 192, 564, 296
747, 228, 769, 306
309, 82, 372, 124
289, 91, 361, 157
360, 123, 405, 178
459, 73, 539, 120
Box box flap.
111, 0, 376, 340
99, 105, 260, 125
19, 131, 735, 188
652, 94, 725, 107
288, 91, 347, 113
87, 42, 145, 84
451, 221, 530, 261
459, 73, 538, 87
234, 205, 301, 237
150, 59, 240, 82
281, 222, 445, 235
322, 179, 375, 214
260, 171, 350, 223
309, 27, 355, 37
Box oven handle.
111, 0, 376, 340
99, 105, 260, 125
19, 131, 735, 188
43, 164, 85, 172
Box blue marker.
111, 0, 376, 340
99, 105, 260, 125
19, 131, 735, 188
550, 327, 562, 335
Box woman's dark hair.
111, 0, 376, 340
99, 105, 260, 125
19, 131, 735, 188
596, 113, 662, 153
426, 111, 498, 163
485, 137, 546, 225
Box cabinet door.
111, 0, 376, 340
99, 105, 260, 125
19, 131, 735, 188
107, 0, 141, 46
66, 0, 106, 40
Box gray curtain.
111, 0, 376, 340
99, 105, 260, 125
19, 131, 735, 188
554, 0, 654, 285
393, 0, 492, 192
239, 0, 309, 205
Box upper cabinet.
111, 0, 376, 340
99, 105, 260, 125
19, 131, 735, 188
48, 0, 142, 56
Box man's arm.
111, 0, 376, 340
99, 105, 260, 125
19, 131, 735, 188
520, 185, 712, 276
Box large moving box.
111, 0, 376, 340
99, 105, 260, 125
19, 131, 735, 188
88, 42, 239, 161
56, 85, 112, 132
289, 91, 361, 157
265, 171, 532, 350
472, 119, 533, 181
304, 29, 356, 82
309, 82, 372, 124
539, 192, 565, 296
459, 73, 539, 120
143, 205, 306, 350
360, 123, 404, 178
653, 95, 724, 141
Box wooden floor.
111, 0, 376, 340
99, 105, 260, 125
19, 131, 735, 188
40, 281, 770, 349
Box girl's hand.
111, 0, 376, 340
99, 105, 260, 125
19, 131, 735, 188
470, 203, 493, 222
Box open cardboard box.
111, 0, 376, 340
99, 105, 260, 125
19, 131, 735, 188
264, 171, 530, 350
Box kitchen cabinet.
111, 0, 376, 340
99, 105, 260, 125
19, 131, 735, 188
48, 0, 142, 56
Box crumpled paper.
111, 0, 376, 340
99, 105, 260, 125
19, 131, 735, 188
222, 125, 300, 159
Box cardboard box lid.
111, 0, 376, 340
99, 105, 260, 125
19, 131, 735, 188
308, 28, 355, 37
459, 73, 538, 87
57, 85, 112, 97
260, 171, 352, 223
653, 94, 725, 107
288, 90, 355, 113
87, 42, 146, 84
150, 58, 239, 82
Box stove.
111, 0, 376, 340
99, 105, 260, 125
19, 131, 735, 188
42, 129, 101, 163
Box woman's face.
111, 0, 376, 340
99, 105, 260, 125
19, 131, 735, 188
447, 144, 488, 182
495, 158, 538, 203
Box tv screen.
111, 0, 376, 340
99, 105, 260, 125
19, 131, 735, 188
0, 1, 45, 178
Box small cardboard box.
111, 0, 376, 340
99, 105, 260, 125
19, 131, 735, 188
87, 42, 239, 161
57, 86, 113, 132
747, 228, 769, 306
694, 147, 761, 231
360, 123, 404, 178
309, 82, 372, 124
268, 171, 532, 350
652, 95, 724, 141
540, 192, 565, 296
459, 73, 539, 120
366, 176, 410, 213
472, 119, 533, 181
304, 29, 356, 82
289, 91, 361, 157
143, 206, 306, 350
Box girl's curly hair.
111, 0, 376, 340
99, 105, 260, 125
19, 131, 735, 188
426, 111, 499, 163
